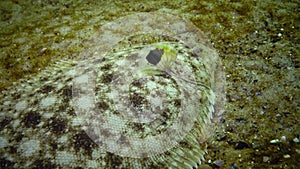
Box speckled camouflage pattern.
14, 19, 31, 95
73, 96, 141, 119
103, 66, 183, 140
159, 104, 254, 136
0, 12, 224, 168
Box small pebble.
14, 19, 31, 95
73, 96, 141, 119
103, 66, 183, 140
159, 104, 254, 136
275, 114, 282, 120
293, 137, 299, 143
280, 136, 286, 142
235, 118, 247, 123
235, 141, 249, 150
270, 139, 280, 143
251, 141, 260, 149
213, 159, 224, 167
38, 47, 48, 55
263, 156, 270, 162
230, 163, 238, 169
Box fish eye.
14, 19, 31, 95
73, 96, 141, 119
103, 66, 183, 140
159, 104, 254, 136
146, 48, 164, 65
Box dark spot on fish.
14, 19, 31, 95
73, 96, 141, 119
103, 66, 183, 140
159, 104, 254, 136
101, 63, 112, 71
60, 86, 72, 103
32, 98, 39, 105
191, 47, 203, 58
22, 112, 41, 128
101, 128, 111, 137
40, 77, 49, 82
15, 132, 24, 142
179, 140, 190, 148
118, 135, 130, 145
160, 109, 170, 119
146, 48, 164, 65
131, 123, 145, 133
67, 107, 76, 116
0, 158, 14, 169
0, 116, 12, 130
8, 146, 17, 154
41, 85, 54, 93
132, 79, 143, 88
97, 101, 109, 110
106, 152, 123, 167
58, 105, 67, 112
48, 118, 66, 135
190, 63, 200, 73
174, 99, 181, 107
158, 71, 171, 78
12, 92, 21, 100
31, 159, 56, 169
101, 73, 113, 83
75, 167, 84, 169
112, 110, 120, 115
62, 87, 72, 97
129, 94, 146, 109
49, 141, 58, 150
73, 131, 96, 156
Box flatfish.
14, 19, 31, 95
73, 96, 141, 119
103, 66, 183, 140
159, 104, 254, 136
0, 12, 225, 168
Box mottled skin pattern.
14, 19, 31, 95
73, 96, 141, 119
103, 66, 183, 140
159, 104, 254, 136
0, 12, 224, 168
